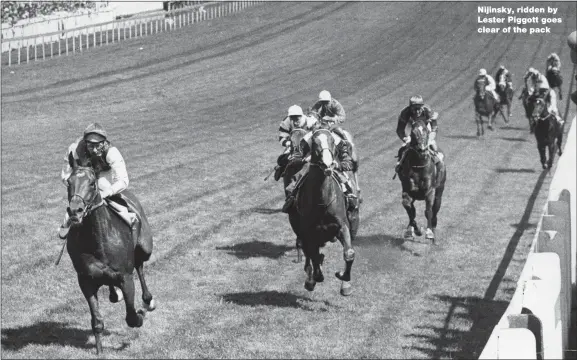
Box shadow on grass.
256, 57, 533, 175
403, 295, 510, 359
494, 168, 536, 173
221, 290, 335, 312
500, 137, 528, 142
216, 240, 293, 259
499, 126, 527, 131
1, 321, 112, 351
354, 234, 422, 256
444, 135, 479, 140
250, 207, 283, 215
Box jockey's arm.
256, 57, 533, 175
103, 147, 129, 197
486, 75, 497, 89
329, 100, 346, 124
278, 117, 292, 147
335, 141, 354, 171
396, 112, 409, 141
61, 140, 80, 186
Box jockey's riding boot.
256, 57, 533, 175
273, 165, 283, 182
395, 162, 402, 174
282, 195, 295, 213
409, 178, 418, 192
58, 216, 72, 239
343, 181, 358, 210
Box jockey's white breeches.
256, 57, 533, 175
548, 90, 559, 116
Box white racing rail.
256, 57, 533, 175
479, 111, 576, 359
1, 1, 263, 66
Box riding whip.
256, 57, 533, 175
55, 240, 67, 266
264, 166, 277, 181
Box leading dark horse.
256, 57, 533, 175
397, 120, 446, 244
474, 78, 501, 137
546, 68, 563, 101
65, 164, 156, 354
530, 97, 564, 169
288, 129, 359, 296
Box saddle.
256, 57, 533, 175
106, 193, 141, 233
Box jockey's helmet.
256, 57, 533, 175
499, 65, 506, 70
409, 95, 424, 106
318, 90, 331, 102
478, 68, 487, 76
287, 105, 304, 117
84, 123, 107, 143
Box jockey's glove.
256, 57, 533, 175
100, 188, 112, 199
403, 136, 411, 144
282, 140, 291, 147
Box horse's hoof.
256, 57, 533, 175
304, 280, 316, 292
340, 281, 352, 296
335, 271, 351, 282
110, 287, 124, 303
403, 228, 414, 240
314, 271, 324, 283
542, 164, 547, 170
413, 226, 423, 237
144, 298, 156, 312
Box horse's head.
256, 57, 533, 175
310, 129, 336, 174
531, 96, 549, 121
410, 120, 430, 152
66, 165, 101, 225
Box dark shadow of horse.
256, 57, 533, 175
397, 120, 446, 244
530, 97, 564, 169
474, 77, 501, 137
215, 240, 293, 259
221, 290, 338, 311
65, 164, 156, 354
546, 68, 563, 101
495, 72, 514, 124
288, 129, 359, 296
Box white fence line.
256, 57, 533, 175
1, 1, 263, 66
480, 116, 576, 359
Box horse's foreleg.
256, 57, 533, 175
537, 144, 547, 169
424, 189, 437, 244
402, 192, 420, 238
475, 113, 482, 137
302, 240, 316, 291
335, 224, 354, 296
135, 263, 155, 312
78, 276, 104, 354
558, 126, 564, 156
121, 274, 144, 328
547, 143, 556, 169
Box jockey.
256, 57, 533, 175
495, 65, 513, 90
522, 67, 560, 121
395, 95, 441, 190
475, 68, 500, 102
546, 52, 561, 71
274, 105, 319, 181
310, 90, 347, 140
281, 123, 357, 213
58, 123, 138, 239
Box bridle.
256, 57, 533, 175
68, 168, 104, 220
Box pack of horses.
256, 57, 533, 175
473, 68, 565, 169
64, 66, 565, 352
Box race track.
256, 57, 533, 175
1, 2, 576, 358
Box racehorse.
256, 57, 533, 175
397, 119, 446, 244
474, 77, 501, 137
546, 68, 563, 101
65, 163, 156, 354
496, 71, 514, 123
288, 128, 359, 296
530, 97, 564, 169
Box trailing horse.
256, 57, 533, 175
65, 164, 156, 354
397, 119, 446, 244
474, 77, 501, 137
288, 129, 359, 296
496, 71, 514, 123
546, 68, 563, 101
530, 97, 564, 169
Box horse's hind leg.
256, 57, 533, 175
538, 144, 547, 169
547, 143, 556, 169
121, 274, 145, 328
78, 276, 104, 354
